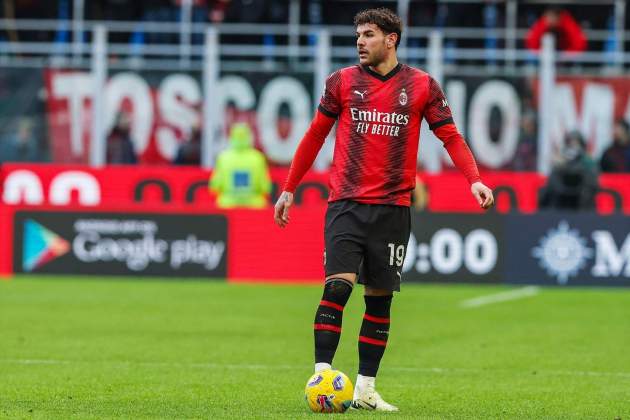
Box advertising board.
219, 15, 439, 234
505, 213, 630, 287
13, 211, 228, 278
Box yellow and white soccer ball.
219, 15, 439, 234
304, 369, 354, 413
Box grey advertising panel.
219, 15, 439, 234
13, 211, 227, 278
403, 213, 503, 284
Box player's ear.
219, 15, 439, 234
387, 33, 397, 49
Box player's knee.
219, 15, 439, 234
322, 277, 354, 306
325, 272, 356, 284
364, 294, 393, 317
314, 278, 353, 336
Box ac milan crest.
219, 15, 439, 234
399, 88, 408, 105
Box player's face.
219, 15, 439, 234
356, 23, 390, 66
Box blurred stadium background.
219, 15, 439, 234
1, 0, 629, 418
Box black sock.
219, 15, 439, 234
314, 278, 353, 364
358, 295, 392, 377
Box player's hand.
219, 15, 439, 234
274, 191, 294, 228
471, 182, 494, 210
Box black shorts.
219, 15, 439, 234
324, 200, 411, 292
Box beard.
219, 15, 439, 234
362, 50, 386, 67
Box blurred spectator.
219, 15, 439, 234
266, 0, 287, 23
0, 117, 39, 163
207, 0, 231, 23
126, 0, 224, 51
2, 0, 58, 43
106, 112, 137, 164
209, 122, 271, 208
563, 131, 596, 171
512, 106, 537, 171
411, 175, 429, 212
140, 0, 178, 44
87, 0, 143, 44
88, 0, 143, 21
526, 7, 587, 53
539, 131, 598, 211
434, 2, 487, 51
224, 0, 265, 23
173, 122, 201, 165
600, 119, 630, 173
408, 1, 437, 28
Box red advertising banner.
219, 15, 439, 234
2, 164, 630, 214
0, 205, 12, 278
1, 163, 215, 208
227, 208, 325, 282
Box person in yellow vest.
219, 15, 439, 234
209, 123, 271, 208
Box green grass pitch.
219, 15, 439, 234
1, 276, 629, 419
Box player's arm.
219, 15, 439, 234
274, 110, 336, 227
425, 77, 494, 209
433, 123, 494, 209
275, 70, 342, 227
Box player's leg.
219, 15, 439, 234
352, 286, 397, 411
358, 287, 393, 380
314, 201, 365, 373
313, 273, 356, 372
351, 204, 410, 412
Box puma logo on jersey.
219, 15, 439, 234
354, 90, 367, 99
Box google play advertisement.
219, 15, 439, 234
13, 212, 227, 278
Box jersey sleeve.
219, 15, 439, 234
433, 124, 481, 185
283, 111, 336, 193
317, 70, 342, 119
424, 77, 454, 130
425, 76, 481, 185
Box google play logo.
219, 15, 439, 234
23, 220, 70, 272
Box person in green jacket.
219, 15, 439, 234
209, 123, 271, 208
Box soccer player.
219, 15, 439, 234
274, 8, 494, 412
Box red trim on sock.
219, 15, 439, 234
320, 300, 344, 311
314, 323, 342, 333
359, 336, 388, 347
363, 314, 390, 324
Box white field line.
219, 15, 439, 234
460, 286, 540, 309
2, 359, 630, 379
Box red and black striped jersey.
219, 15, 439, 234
319, 63, 464, 205
284, 63, 480, 206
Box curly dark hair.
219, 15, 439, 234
354, 8, 402, 49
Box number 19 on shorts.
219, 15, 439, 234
388, 243, 405, 267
